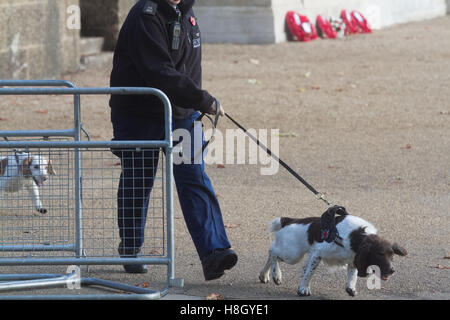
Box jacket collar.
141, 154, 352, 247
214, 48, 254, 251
155, 0, 195, 19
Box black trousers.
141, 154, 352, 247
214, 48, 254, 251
112, 112, 231, 257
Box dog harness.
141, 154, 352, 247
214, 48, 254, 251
320, 205, 349, 247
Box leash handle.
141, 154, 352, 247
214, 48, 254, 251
225, 112, 333, 207
188, 99, 221, 161
213, 98, 221, 129
201, 98, 220, 151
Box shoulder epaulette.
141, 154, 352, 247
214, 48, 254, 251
143, 1, 158, 15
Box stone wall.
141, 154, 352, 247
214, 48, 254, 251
80, 0, 136, 51
195, 0, 276, 44
195, 0, 448, 44
0, 0, 80, 79
0, 0, 136, 79
0, 0, 447, 79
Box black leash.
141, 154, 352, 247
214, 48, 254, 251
224, 112, 333, 207
224, 112, 349, 246
181, 99, 221, 161
197, 99, 220, 153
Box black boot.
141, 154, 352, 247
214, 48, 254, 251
201, 248, 238, 281
118, 241, 148, 274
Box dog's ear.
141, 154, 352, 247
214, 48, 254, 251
354, 235, 373, 277
392, 243, 407, 256
0, 158, 8, 176
19, 157, 33, 177
47, 160, 56, 175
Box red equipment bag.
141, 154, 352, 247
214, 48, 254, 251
316, 15, 337, 39
351, 10, 372, 33
286, 11, 318, 42
340, 9, 359, 35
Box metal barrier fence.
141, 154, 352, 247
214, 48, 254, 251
0, 80, 179, 299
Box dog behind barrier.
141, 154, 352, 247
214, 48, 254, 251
0, 144, 166, 261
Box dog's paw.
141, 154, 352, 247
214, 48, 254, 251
273, 274, 282, 285
297, 287, 311, 297
36, 208, 48, 214
346, 287, 357, 297
259, 273, 270, 284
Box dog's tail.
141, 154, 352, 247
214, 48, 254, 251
269, 218, 283, 233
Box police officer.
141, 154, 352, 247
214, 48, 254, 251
109, 0, 237, 281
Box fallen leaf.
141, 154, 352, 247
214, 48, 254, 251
247, 79, 261, 85
298, 87, 306, 93
327, 165, 341, 170
249, 58, 260, 65
433, 264, 450, 270
149, 250, 161, 255
35, 109, 48, 114
217, 164, 225, 169
0, 117, 7, 121
310, 86, 320, 90
136, 281, 150, 288
224, 223, 240, 229
401, 144, 412, 150
206, 293, 224, 300
335, 88, 344, 92
304, 71, 311, 78
275, 132, 297, 137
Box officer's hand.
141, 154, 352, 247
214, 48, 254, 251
208, 100, 225, 117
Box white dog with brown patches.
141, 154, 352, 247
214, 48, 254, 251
0, 152, 55, 214
260, 206, 407, 297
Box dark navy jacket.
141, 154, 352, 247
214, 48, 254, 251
109, 0, 214, 122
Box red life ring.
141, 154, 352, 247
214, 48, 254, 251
286, 11, 318, 42
351, 10, 372, 33
340, 9, 359, 35
316, 15, 337, 39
